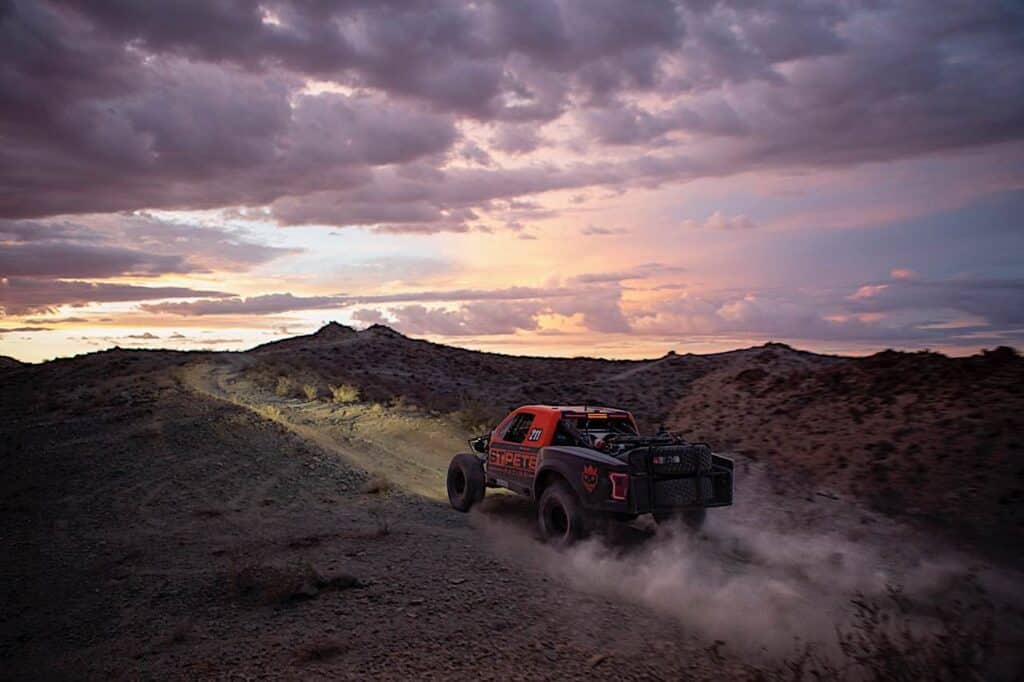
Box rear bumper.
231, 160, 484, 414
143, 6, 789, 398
627, 453, 733, 514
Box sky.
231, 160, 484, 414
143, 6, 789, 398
1, 0, 1023, 363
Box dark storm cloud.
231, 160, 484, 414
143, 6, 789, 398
0, 242, 186, 278
0, 278, 233, 316
0, 0, 458, 218
0, 215, 297, 283
1, 0, 1022, 236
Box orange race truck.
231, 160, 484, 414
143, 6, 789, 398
446, 405, 733, 544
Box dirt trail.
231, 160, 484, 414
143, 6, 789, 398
182, 358, 461, 500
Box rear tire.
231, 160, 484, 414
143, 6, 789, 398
653, 508, 706, 530
537, 481, 588, 546
447, 454, 485, 512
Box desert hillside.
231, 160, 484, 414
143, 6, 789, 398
237, 323, 1023, 549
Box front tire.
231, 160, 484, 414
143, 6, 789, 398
537, 481, 588, 546
653, 508, 706, 530
447, 454, 485, 512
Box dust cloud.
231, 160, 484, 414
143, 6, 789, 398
475, 463, 1022, 662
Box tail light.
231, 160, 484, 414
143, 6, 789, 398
609, 472, 629, 501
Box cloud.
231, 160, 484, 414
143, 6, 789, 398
24, 316, 90, 324
491, 123, 543, 154
1, 215, 298, 275
138, 285, 587, 316
581, 225, 624, 236
140, 293, 344, 317
630, 271, 1024, 345
0, 326, 51, 334
1, 0, 1018, 232
0, 242, 187, 278
681, 211, 757, 231
1, 3, 459, 219
573, 263, 686, 284
845, 277, 1024, 327
354, 301, 543, 336
0, 278, 233, 316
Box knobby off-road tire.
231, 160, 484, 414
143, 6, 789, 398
447, 454, 485, 512
537, 481, 588, 546
653, 508, 706, 530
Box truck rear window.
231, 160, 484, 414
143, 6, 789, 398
567, 417, 637, 435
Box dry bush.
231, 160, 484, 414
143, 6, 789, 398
455, 399, 497, 433
390, 395, 414, 412
302, 383, 319, 401
328, 383, 360, 404
275, 376, 299, 398
261, 405, 283, 421
360, 475, 391, 495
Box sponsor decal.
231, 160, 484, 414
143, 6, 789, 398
527, 427, 543, 442
581, 464, 598, 493
488, 448, 538, 476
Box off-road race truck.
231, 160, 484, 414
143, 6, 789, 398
446, 405, 733, 544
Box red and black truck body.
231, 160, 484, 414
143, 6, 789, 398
471, 405, 733, 520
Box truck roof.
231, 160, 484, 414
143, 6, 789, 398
519, 404, 632, 416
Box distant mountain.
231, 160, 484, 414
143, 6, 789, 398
0, 355, 24, 370
239, 324, 1023, 543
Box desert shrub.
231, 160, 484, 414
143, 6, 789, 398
261, 405, 282, 421
275, 376, 298, 398
752, 582, 994, 681
302, 383, 319, 401
328, 383, 360, 404
455, 399, 496, 433
360, 475, 390, 495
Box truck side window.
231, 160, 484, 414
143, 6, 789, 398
502, 413, 535, 443
552, 421, 577, 446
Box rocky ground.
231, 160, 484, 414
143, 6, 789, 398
1, 328, 1022, 680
